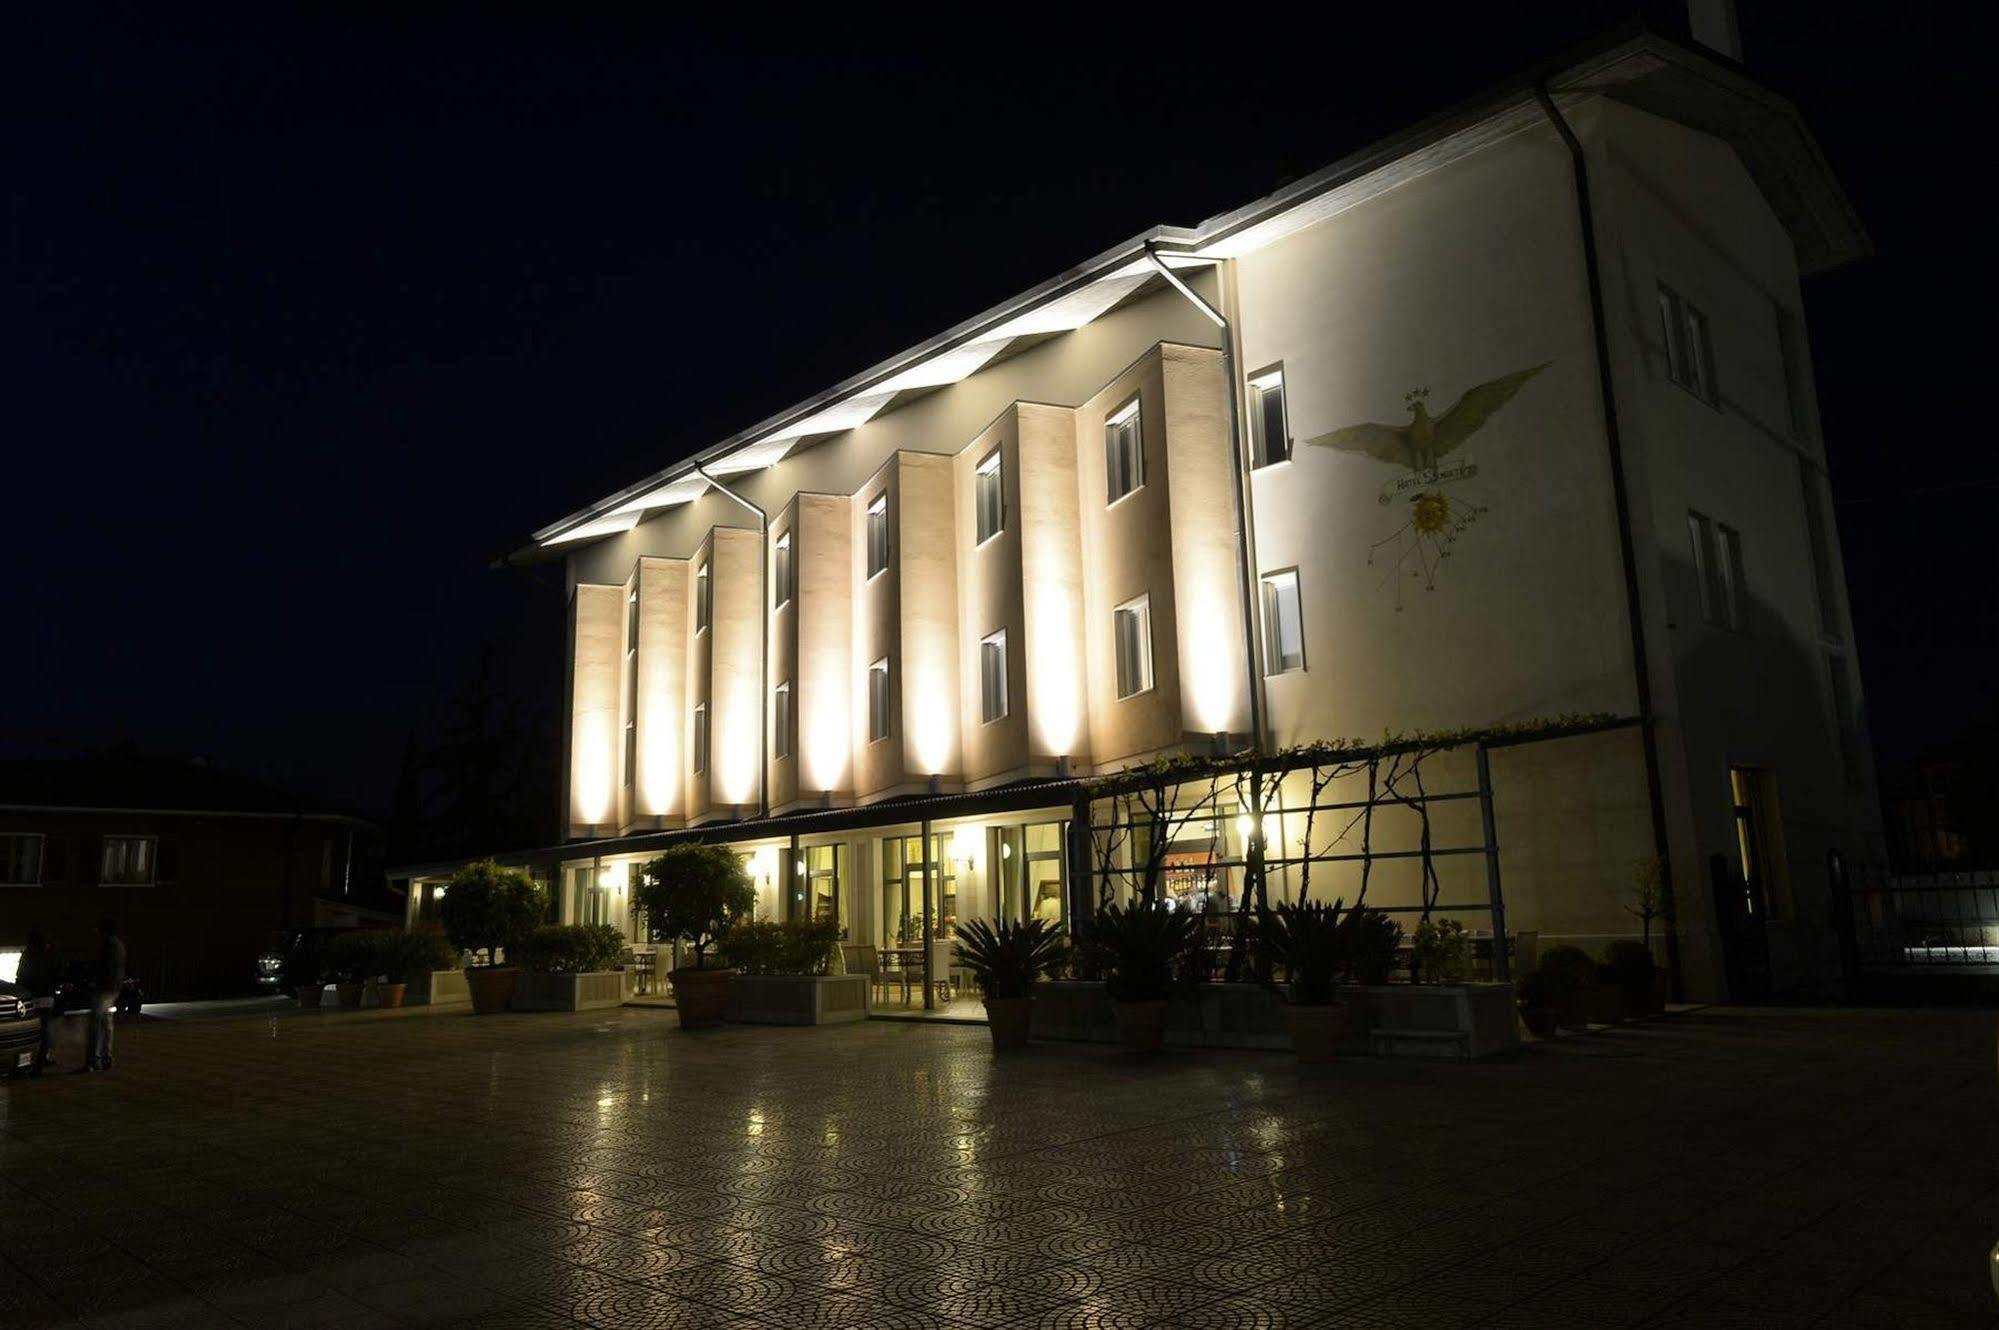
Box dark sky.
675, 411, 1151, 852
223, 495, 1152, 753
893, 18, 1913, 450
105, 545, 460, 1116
3, 5, 1980, 817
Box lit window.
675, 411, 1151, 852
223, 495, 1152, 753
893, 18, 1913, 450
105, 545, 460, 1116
1248, 368, 1289, 468
866, 495, 889, 579
626, 586, 639, 653
1259, 569, 1305, 674
974, 449, 1004, 544
625, 586, 638, 791
1113, 595, 1153, 699
1105, 398, 1143, 503
694, 561, 711, 634
692, 703, 709, 775
774, 681, 793, 760
101, 835, 155, 886
979, 631, 1008, 724
773, 531, 793, 609
623, 719, 636, 791
867, 658, 891, 742
0, 834, 43, 886
1659, 282, 1719, 403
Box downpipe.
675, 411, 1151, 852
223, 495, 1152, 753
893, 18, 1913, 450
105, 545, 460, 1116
693, 462, 770, 822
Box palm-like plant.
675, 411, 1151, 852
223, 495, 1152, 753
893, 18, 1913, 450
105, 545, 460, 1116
1257, 899, 1352, 1006
1091, 902, 1202, 1003
952, 918, 1067, 1001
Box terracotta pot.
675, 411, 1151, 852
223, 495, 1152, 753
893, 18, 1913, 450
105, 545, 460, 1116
983, 996, 1032, 1051
335, 982, 364, 1009
465, 966, 519, 1015
1520, 1004, 1560, 1038
296, 983, 325, 1009
1556, 989, 1591, 1031
668, 967, 736, 1029
1113, 999, 1170, 1053
377, 982, 407, 1010
1283, 1003, 1350, 1064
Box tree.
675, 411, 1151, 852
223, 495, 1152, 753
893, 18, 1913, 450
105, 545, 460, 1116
438, 859, 545, 967
634, 844, 755, 971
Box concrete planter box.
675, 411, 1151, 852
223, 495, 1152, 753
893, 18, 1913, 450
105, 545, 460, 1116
511, 970, 629, 1012
1030, 980, 1517, 1059
423, 968, 470, 1007
726, 974, 870, 1025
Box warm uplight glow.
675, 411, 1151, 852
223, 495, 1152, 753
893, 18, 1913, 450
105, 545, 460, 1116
1030, 581, 1080, 755
912, 673, 952, 775
719, 679, 758, 806
1185, 606, 1234, 735
747, 847, 777, 883
1235, 812, 1280, 845
805, 694, 848, 794
950, 825, 981, 866
640, 719, 678, 817
575, 717, 613, 825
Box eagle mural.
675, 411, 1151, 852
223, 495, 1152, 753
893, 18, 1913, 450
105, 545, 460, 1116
1305, 361, 1549, 608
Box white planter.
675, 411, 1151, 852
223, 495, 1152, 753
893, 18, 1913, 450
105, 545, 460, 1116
725, 974, 871, 1025
423, 969, 471, 1007
511, 969, 629, 1012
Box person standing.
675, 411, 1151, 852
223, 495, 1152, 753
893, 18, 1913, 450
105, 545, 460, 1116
82, 917, 125, 1073
15, 928, 60, 1073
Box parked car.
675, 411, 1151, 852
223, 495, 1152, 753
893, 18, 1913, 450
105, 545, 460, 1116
0, 979, 46, 1078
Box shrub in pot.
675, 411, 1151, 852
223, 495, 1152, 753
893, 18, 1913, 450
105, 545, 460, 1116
282, 931, 330, 1008
1346, 908, 1403, 986
1258, 899, 1354, 1063
440, 860, 547, 1015
1411, 918, 1472, 985
381, 929, 459, 1007
634, 844, 755, 1029
1516, 968, 1563, 1038
1090, 902, 1201, 1053
952, 918, 1067, 1051
722, 919, 839, 976
515, 923, 626, 975
1599, 940, 1659, 1018
1537, 944, 1599, 1030
324, 930, 374, 1007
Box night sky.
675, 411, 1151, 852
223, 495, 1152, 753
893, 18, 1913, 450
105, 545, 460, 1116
4, 5, 1980, 822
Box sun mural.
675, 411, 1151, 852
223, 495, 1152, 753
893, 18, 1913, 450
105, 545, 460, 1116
1305, 362, 1549, 609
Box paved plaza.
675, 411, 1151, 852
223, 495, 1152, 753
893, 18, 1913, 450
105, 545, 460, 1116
2, 1003, 1996, 1329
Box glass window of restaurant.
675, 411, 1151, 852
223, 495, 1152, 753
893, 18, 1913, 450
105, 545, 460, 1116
787, 843, 847, 937
878, 833, 956, 949
993, 822, 1067, 929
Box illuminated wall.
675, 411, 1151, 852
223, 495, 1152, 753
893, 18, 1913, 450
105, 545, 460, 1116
1159, 344, 1247, 740
1016, 403, 1088, 767
633, 555, 687, 825
894, 453, 961, 786
698, 526, 762, 818
567, 583, 621, 837
789, 493, 853, 808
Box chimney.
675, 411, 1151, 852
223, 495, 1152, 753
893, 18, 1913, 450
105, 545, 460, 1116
1686, 0, 1744, 63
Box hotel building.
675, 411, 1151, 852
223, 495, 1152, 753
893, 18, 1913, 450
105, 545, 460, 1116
403, 27, 1876, 1004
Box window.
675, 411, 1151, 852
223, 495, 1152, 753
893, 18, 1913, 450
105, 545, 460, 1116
773, 531, 793, 609
1658, 282, 1719, 403
0, 834, 42, 886
623, 719, 637, 791
979, 630, 1008, 724
1729, 766, 1792, 922
974, 449, 1004, 544
867, 658, 891, 742
692, 703, 709, 775
1687, 511, 1746, 631
1248, 368, 1289, 468
626, 586, 639, 653
774, 680, 793, 760
1259, 569, 1305, 674
571, 865, 609, 927
866, 495, 889, 579
694, 561, 711, 633
101, 835, 155, 886
624, 587, 638, 791
1105, 398, 1143, 503
1113, 595, 1153, 699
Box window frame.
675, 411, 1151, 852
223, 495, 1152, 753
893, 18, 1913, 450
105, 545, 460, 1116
974, 448, 1005, 546
1247, 366, 1291, 469
0, 832, 44, 887
979, 629, 1009, 725
100, 834, 157, 887
1258, 567, 1306, 675
1112, 594, 1154, 700
694, 560, 711, 635
867, 657, 892, 743
865, 495, 890, 580
1104, 396, 1144, 506
1716, 521, 1747, 632
773, 530, 793, 609
692, 702, 709, 775
773, 680, 793, 761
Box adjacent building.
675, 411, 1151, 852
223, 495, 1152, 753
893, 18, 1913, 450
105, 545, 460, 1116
405, 26, 1878, 1002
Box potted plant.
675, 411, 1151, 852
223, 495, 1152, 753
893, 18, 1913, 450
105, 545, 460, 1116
1537, 944, 1598, 1031
1411, 917, 1472, 985
1516, 968, 1563, 1038
283, 931, 329, 1008
1090, 902, 1201, 1053
952, 918, 1066, 1051
324, 931, 371, 1007
439, 859, 547, 1015
1599, 940, 1660, 1018
379, 930, 457, 1009
1347, 908, 1403, 986
1257, 900, 1353, 1063
634, 844, 755, 1029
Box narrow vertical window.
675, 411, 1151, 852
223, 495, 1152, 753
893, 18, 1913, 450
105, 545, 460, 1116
0, 833, 43, 886
1105, 398, 1143, 503
773, 531, 793, 609
974, 449, 1004, 544
1799, 462, 1842, 638
774, 681, 792, 760
1685, 303, 1718, 403
624, 586, 639, 791
694, 561, 711, 633
1717, 522, 1747, 631
866, 495, 889, 578
1687, 511, 1722, 626
1259, 569, 1305, 674
1113, 595, 1153, 699
692, 703, 709, 775
979, 630, 1008, 723
867, 658, 891, 741
1248, 368, 1289, 468
1658, 284, 1689, 386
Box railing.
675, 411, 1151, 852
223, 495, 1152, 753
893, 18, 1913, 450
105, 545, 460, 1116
1843, 864, 1999, 969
